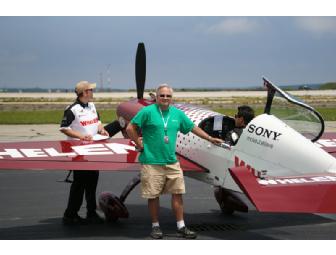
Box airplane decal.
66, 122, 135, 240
247, 124, 282, 141
0, 142, 137, 159
245, 136, 275, 149
257, 175, 336, 186
230, 166, 336, 213
234, 156, 256, 173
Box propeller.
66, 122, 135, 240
135, 42, 146, 99
104, 43, 146, 135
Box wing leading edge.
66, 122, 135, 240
229, 166, 336, 213
0, 138, 206, 172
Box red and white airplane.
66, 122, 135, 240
1, 43, 336, 221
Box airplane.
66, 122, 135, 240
1, 43, 336, 222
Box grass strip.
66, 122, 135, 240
0, 110, 117, 124
0, 107, 334, 124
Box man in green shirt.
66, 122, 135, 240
126, 84, 223, 239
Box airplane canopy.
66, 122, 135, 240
263, 77, 324, 142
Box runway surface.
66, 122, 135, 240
1, 170, 336, 240
1, 125, 336, 240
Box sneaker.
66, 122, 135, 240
62, 214, 87, 226
150, 226, 163, 239
86, 211, 105, 224
177, 226, 197, 239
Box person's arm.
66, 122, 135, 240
60, 128, 93, 141
97, 123, 109, 136
96, 110, 109, 136
191, 126, 223, 145
126, 123, 143, 151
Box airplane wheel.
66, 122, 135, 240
214, 186, 235, 215
98, 192, 129, 222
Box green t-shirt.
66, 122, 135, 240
130, 104, 195, 165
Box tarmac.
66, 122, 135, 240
1, 124, 336, 240
1, 122, 336, 142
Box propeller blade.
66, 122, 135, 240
135, 42, 146, 99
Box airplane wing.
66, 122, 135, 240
229, 166, 336, 213
317, 132, 336, 158
0, 138, 206, 172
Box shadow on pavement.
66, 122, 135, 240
0, 204, 333, 240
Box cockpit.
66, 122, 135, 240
199, 115, 236, 144
198, 77, 325, 146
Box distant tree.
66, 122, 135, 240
320, 82, 336, 90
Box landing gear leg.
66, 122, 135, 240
214, 186, 248, 215
99, 174, 141, 222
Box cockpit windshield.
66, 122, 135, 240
263, 77, 324, 142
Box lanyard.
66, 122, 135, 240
158, 107, 170, 133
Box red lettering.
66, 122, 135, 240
234, 156, 255, 173
235, 156, 245, 167
80, 118, 98, 126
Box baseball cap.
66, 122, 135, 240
75, 81, 96, 94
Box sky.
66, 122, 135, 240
0, 16, 336, 90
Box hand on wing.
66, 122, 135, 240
99, 128, 109, 136
209, 136, 224, 145
81, 135, 93, 141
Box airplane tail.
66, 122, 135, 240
229, 166, 336, 213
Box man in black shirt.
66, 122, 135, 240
60, 81, 109, 225
225, 105, 255, 145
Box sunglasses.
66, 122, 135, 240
159, 94, 172, 98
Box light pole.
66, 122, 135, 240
106, 64, 111, 91
99, 72, 104, 92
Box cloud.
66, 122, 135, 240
295, 17, 336, 36
203, 17, 261, 35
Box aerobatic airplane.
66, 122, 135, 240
1, 43, 336, 221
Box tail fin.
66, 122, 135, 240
230, 166, 336, 213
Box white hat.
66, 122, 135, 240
75, 81, 96, 94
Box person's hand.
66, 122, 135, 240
81, 135, 93, 141
99, 128, 109, 136
136, 137, 144, 151
208, 136, 224, 145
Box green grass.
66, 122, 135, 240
316, 107, 336, 121
0, 107, 334, 124
0, 110, 117, 124
214, 107, 265, 117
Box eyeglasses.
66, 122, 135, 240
159, 94, 172, 98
